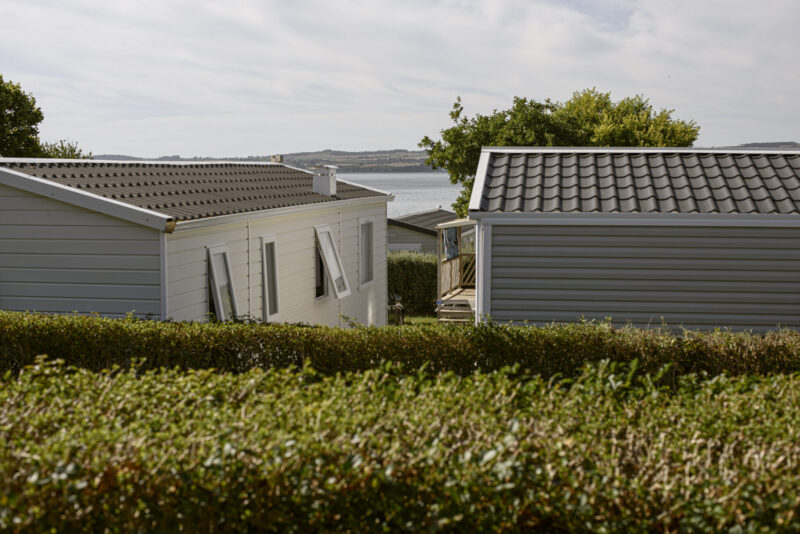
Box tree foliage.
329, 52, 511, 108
0, 75, 91, 158
0, 75, 44, 157
420, 88, 700, 215
40, 139, 92, 159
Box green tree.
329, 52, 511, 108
0, 75, 91, 158
420, 88, 700, 216
40, 140, 92, 159
0, 75, 44, 157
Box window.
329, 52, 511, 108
314, 225, 350, 299
315, 245, 327, 299
207, 245, 238, 321
359, 217, 374, 286
261, 235, 280, 321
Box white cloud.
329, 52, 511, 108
1, 0, 797, 155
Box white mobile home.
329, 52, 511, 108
439, 147, 800, 331
0, 160, 391, 326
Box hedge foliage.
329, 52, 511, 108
387, 251, 437, 314
3, 359, 800, 532
3, 311, 800, 381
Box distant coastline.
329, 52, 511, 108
92, 149, 436, 173
92, 142, 800, 173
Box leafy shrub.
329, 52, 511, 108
2, 359, 800, 532
3, 311, 800, 381
387, 251, 437, 314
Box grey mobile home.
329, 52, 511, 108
455, 147, 800, 330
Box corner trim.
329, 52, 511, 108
468, 151, 491, 212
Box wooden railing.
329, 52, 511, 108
439, 252, 475, 297
460, 253, 476, 288
437, 219, 477, 301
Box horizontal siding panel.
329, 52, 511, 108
492, 267, 800, 283
489, 311, 800, 329
493, 278, 800, 292
166, 275, 206, 299
493, 234, 800, 249
2, 282, 160, 300
0, 296, 160, 315
493, 245, 800, 261
493, 256, 800, 271
168, 291, 209, 316
495, 225, 800, 239
490, 299, 800, 315
0, 268, 158, 285
0, 224, 157, 240
493, 288, 800, 304
489, 224, 800, 330
0, 239, 158, 255
0, 254, 158, 270
0, 184, 162, 319
0, 210, 132, 227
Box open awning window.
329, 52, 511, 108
314, 225, 351, 299
207, 244, 238, 321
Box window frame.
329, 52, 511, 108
207, 244, 239, 321
314, 224, 351, 299
260, 234, 280, 322
358, 216, 376, 287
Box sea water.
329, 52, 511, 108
339, 172, 460, 218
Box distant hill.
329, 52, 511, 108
93, 149, 435, 173
723, 142, 800, 149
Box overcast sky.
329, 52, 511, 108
2, 0, 798, 157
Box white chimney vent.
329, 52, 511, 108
313, 164, 338, 197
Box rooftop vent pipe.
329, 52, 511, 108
313, 164, 338, 197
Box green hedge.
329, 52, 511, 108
3, 359, 800, 532
3, 311, 800, 380
387, 251, 437, 314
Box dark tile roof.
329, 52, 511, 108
0, 160, 388, 221
475, 149, 800, 214
388, 208, 456, 235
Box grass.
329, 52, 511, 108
401, 314, 438, 327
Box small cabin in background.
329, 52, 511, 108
387, 208, 456, 254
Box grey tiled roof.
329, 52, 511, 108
0, 160, 387, 221
388, 208, 456, 235
475, 149, 800, 214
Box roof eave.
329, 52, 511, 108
0, 166, 174, 232
387, 218, 437, 236
468, 210, 800, 227
171, 194, 392, 232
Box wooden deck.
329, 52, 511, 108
438, 288, 476, 323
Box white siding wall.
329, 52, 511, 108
0, 183, 162, 317
387, 225, 437, 253
489, 223, 800, 331
166, 201, 388, 326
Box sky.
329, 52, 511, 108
1, 0, 798, 157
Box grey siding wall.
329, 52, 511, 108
166, 202, 388, 326
489, 224, 800, 330
0, 183, 162, 317
388, 225, 437, 253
